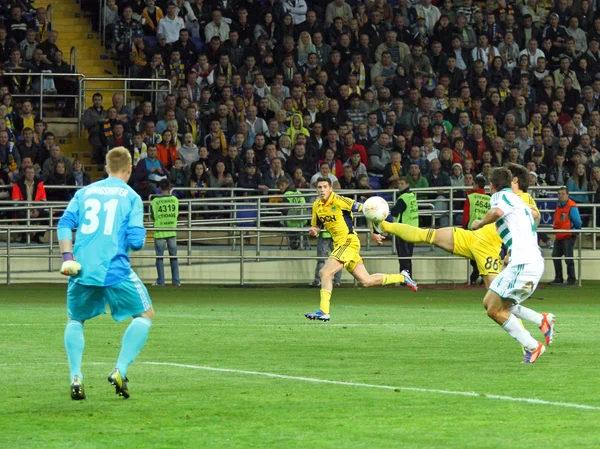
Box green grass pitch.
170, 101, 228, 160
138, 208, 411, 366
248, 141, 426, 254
1, 284, 600, 448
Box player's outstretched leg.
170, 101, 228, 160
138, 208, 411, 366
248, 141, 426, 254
109, 313, 153, 398
483, 291, 545, 363
378, 221, 436, 245
509, 305, 556, 346
64, 320, 86, 400
351, 263, 418, 292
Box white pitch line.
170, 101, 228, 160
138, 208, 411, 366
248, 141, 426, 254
144, 361, 600, 411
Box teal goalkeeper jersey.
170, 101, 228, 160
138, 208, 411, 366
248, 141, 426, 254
57, 177, 146, 287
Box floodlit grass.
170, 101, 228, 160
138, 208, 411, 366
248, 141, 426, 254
1, 284, 599, 448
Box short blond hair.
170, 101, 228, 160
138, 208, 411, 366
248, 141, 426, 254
106, 146, 132, 174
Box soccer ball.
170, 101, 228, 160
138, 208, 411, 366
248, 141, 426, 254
363, 196, 389, 222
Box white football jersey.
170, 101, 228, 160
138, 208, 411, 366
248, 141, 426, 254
491, 189, 543, 265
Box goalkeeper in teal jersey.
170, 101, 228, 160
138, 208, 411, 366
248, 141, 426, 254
57, 147, 154, 400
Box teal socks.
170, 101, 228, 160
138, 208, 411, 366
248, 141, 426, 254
64, 320, 85, 380
115, 317, 152, 377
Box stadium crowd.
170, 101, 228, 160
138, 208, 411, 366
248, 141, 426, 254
3, 0, 600, 223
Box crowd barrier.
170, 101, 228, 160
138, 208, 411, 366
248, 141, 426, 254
0, 185, 597, 286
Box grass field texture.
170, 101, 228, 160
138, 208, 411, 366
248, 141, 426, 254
1, 284, 599, 449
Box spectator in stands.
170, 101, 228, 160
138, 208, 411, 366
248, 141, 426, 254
550, 186, 581, 286
407, 162, 429, 189
16, 127, 38, 165
566, 162, 590, 205
205, 9, 230, 42
19, 28, 38, 63
36, 131, 53, 169
141, 0, 164, 36
265, 156, 292, 188
168, 157, 190, 194
45, 160, 75, 202
135, 144, 168, 198
112, 5, 142, 62
12, 165, 47, 244
0, 129, 19, 178
3, 48, 32, 93
112, 93, 132, 123
106, 121, 133, 157
6, 6, 29, 43
157, 130, 179, 169
82, 93, 107, 164
12, 101, 36, 135
310, 162, 340, 188
0, 26, 16, 63
42, 144, 72, 180
71, 159, 91, 187
52, 50, 76, 116
157, 2, 186, 44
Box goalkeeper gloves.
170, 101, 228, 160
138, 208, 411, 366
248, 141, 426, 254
60, 253, 82, 276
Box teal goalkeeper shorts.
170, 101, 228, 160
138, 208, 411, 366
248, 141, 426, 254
67, 271, 152, 322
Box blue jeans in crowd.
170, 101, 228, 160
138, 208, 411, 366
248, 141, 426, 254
314, 236, 342, 284
154, 237, 180, 286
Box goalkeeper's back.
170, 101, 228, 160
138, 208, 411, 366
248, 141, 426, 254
57, 177, 146, 287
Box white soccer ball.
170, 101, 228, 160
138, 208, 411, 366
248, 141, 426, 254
363, 196, 389, 222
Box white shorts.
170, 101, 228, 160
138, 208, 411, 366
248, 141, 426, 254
489, 261, 544, 304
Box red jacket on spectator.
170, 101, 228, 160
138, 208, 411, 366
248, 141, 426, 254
156, 143, 179, 169
12, 178, 47, 202
345, 143, 367, 165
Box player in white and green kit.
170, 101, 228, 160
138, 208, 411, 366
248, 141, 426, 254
472, 167, 553, 364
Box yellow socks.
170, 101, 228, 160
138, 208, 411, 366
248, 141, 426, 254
382, 273, 406, 286
380, 222, 436, 244
319, 289, 332, 314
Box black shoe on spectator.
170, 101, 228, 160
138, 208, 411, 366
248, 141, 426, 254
566, 279, 577, 286
32, 236, 43, 244
549, 279, 564, 285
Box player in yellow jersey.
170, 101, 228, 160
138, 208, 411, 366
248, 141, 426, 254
371, 163, 555, 346
305, 178, 418, 322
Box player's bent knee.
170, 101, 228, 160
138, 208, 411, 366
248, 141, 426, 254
140, 307, 155, 320
319, 267, 334, 280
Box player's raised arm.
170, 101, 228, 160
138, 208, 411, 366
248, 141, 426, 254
127, 195, 147, 251
57, 193, 82, 276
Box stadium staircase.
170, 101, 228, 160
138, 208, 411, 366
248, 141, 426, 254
47, 0, 123, 179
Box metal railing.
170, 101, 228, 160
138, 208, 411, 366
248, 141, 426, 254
69, 46, 77, 72
0, 184, 597, 286
0, 222, 594, 286
78, 77, 172, 136
4, 72, 85, 119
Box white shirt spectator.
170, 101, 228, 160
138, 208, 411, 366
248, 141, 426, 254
282, 0, 308, 25
325, 0, 353, 26
472, 45, 500, 69
174, 0, 197, 26
204, 20, 230, 42
246, 117, 268, 135
415, 4, 441, 34
157, 15, 186, 43
519, 48, 545, 66
310, 172, 338, 187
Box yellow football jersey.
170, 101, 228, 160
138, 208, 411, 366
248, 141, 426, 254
518, 192, 539, 217
311, 193, 362, 245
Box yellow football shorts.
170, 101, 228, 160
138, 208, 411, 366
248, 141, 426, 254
452, 227, 503, 276
330, 235, 363, 273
